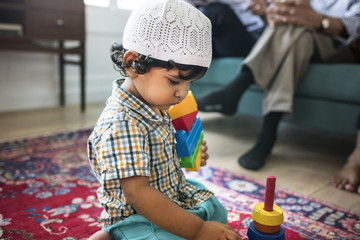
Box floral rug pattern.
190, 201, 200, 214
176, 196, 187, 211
0, 129, 359, 239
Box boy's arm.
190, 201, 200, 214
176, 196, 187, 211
120, 176, 241, 240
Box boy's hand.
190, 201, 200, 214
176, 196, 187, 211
200, 140, 209, 166
194, 221, 242, 240
121, 177, 241, 240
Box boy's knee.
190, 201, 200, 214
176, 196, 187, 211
88, 230, 111, 240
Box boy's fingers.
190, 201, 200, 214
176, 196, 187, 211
202, 144, 208, 151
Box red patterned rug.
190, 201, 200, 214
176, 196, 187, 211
0, 129, 359, 239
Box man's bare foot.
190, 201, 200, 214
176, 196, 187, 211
331, 146, 360, 194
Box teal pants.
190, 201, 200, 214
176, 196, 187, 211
104, 179, 227, 240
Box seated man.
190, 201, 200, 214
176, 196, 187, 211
196, 0, 360, 171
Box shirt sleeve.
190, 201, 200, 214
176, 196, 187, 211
97, 120, 150, 181
336, 2, 360, 45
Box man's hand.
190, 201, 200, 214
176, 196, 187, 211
266, 0, 322, 28
248, 0, 267, 17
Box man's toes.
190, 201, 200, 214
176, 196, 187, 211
345, 183, 356, 192
331, 176, 345, 189
331, 176, 339, 185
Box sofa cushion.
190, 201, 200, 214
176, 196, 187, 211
201, 57, 243, 85
298, 63, 360, 105
201, 57, 360, 105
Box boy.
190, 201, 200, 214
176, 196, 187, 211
87, 0, 241, 239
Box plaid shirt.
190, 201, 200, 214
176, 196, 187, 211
88, 79, 213, 226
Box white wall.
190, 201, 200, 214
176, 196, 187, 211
0, 2, 131, 112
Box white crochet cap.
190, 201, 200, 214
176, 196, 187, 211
122, 0, 212, 68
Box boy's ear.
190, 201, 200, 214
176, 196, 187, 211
124, 51, 139, 78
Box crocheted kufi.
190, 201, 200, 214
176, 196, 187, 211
122, 0, 212, 68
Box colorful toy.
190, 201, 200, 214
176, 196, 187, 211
168, 91, 203, 171
247, 175, 285, 240
174, 116, 202, 157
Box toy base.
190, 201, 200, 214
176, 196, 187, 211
247, 221, 285, 240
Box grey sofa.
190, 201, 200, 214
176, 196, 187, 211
191, 57, 360, 135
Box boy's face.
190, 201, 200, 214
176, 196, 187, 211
129, 67, 196, 113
